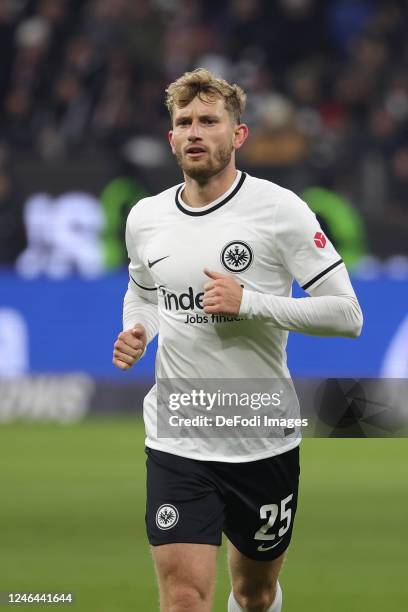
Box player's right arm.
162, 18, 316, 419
112, 204, 159, 371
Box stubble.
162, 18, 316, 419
175, 142, 234, 184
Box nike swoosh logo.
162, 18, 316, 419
257, 538, 284, 552
148, 256, 170, 269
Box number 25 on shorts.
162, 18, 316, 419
254, 494, 293, 551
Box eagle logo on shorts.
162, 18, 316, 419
156, 504, 179, 530
221, 241, 253, 273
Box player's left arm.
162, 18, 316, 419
203, 185, 366, 338
202, 266, 363, 338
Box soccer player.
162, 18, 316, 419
112, 69, 363, 612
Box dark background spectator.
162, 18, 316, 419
1, 0, 407, 265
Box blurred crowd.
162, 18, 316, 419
1, 0, 408, 266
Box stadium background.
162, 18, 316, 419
0, 1, 407, 610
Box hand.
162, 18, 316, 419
202, 268, 243, 315
112, 324, 147, 371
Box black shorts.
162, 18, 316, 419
145, 445, 300, 561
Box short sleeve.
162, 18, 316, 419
274, 191, 344, 291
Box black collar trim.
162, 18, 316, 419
175, 172, 247, 216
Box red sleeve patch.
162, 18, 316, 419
314, 232, 326, 248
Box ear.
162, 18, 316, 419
168, 130, 176, 154
233, 123, 249, 150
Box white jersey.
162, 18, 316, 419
126, 171, 344, 462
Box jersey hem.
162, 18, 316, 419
144, 437, 301, 463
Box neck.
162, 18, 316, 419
182, 162, 238, 208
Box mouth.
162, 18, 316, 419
185, 146, 207, 158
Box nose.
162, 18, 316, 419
187, 120, 202, 141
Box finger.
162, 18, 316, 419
205, 281, 227, 293
113, 350, 134, 366
112, 357, 130, 370
114, 349, 141, 365
203, 281, 215, 291
203, 268, 227, 280
202, 299, 218, 308
202, 288, 219, 298
115, 340, 140, 358
131, 324, 146, 338
203, 304, 223, 314
118, 332, 144, 350
203, 294, 219, 306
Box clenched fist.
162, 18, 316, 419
112, 324, 147, 371
202, 268, 243, 315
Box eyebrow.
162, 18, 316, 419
175, 114, 220, 124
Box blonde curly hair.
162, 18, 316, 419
165, 68, 246, 124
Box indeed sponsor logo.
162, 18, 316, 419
159, 286, 204, 311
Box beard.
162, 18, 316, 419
175, 142, 233, 184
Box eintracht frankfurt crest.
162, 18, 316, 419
221, 241, 253, 273
156, 504, 179, 530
